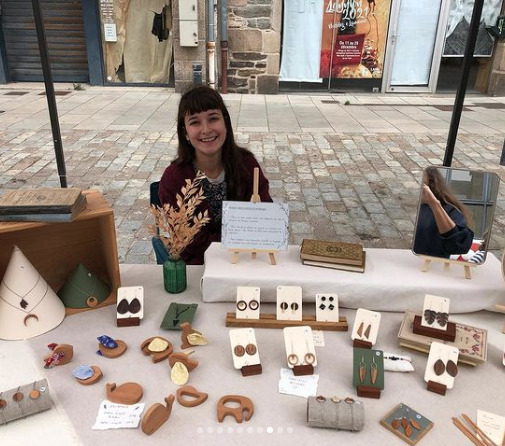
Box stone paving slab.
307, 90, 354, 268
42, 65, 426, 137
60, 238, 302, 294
0, 85, 505, 266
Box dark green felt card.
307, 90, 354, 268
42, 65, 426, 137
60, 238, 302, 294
160, 302, 198, 330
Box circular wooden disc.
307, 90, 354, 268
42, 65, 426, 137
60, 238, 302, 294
99, 340, 127, 358
29, 389, 40, 400
76, 366, 103, 385
0, 399, 6, 409
13, 392, 23, 402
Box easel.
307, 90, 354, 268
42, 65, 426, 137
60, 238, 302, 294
420, 255, 475, 279
230, 167, 277, 265
495, 304, 505, 333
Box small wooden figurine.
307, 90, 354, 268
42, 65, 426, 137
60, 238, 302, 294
217, 395, 254, 423
43, 343, 73, 368
97, 335, 127, 358
176, 385, 208, 407
106, 382, 143, 405
73, 365, 103, 385
168, 351, 199, 371
141, 395, 175, 435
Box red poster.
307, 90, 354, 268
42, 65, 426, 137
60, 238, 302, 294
319, 0, 392, 79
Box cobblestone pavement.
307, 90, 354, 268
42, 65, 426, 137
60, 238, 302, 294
1, 84, 505, 263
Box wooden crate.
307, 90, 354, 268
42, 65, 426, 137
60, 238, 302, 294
0, 190, 121, 316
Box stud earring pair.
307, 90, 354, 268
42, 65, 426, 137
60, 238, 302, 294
319, 303, 335, 311
234, 343, 257, 357
433, 359, 458, 377
424, 310, 448, 327
237, 300, 259, 311
356, 322, 372, 339
280, 302, 299, 312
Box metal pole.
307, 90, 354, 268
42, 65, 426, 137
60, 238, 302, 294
444, 0, 484, 167
31, 0, 67, 187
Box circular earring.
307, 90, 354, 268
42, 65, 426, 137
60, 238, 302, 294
288, 354, 299, 366
304, 353, 316, 365
29, 382, 40, 400
280, 302, 288, 312
236, 300, 247, 311
0, 393, 6, 409
245, 343, 257, 355
248, 300, 259, 311
234, 345, 245, 357
291, 302, 299, 312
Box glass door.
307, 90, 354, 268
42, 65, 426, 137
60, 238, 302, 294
382, 0, 450, 92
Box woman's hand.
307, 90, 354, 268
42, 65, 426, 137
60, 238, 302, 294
421, 184, 438, 207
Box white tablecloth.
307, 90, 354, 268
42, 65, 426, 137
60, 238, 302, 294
202, 243, 505, 313
1, 264, 505, 446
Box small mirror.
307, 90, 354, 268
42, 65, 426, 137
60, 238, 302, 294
412, 166, 500, 264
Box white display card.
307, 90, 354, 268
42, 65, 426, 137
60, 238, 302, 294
351, 308, 381, 345
278, 368, 319, 398
421, 294, 450, 331
92, 400, 145, 430
315, 293, 339, 322
424, 342, 459, 389
229, 328, 260, 369
221, 201, 289, 251
116, 286, 144, 321
235, 286, 260, 320
477, 410, 505, 446
103, 23, 118, 42
283, 326, 317, 369
276, 286, 303, 321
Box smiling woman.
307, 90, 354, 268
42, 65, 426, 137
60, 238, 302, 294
157, 86, 272, 265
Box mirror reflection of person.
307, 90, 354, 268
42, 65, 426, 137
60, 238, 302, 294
413, 167, 474, 258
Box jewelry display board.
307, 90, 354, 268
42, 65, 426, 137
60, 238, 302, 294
0, 190, 121, 316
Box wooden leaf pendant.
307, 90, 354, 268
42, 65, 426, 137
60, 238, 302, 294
357, 322, 364, 337
392, 419, 400, 429
358, 358, 366, 383
424, 309, 436, 325
410, 419, 422, 430
370, 359, 378, 386
364, 324, 372, 339
401, 417, 408, 429
446, 360, 458, 377
405, 424, 413, 437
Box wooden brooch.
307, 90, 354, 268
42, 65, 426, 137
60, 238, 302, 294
141, 395, 175, 435
180, 322, 208, 349
168, 351, 199, 371
217, 395, 254, 423
106, 382, 143, 405
73, 365, 103, 385
43, 343, 74, 369
176, 385, 208, 407
97, 335, 127, 358
141, 336, 173, 363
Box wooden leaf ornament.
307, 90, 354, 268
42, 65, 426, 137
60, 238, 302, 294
433, 359, 445, 376
446, 360, 458, 377
405, 424, 413, 437
410, 419, 422, 430
401, 417, 408, 429
424, 309, 436, 325
435, 312, 448, 327
392, 419, 400, 429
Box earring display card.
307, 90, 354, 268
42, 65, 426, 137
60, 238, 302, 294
283, 326, 317, 368
351, 308, 381, 345
229, 328, 260, 369
421, 294, 450, 331
315, 293, 339, 322
235, 286, 260, 320
160, 303, 198, 330
424, 342, 459, 389
116, 286, 144, 323
0, 379, 52, 424
380, 402, 434, 445
276, 286, 302, 321
352, 348, 384, 389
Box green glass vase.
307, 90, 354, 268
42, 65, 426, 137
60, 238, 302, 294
163, 258, 187, 294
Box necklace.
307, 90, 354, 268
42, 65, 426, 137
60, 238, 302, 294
68, 272, 100, 307
0, 282, 48, 315
1, 275, 41, 309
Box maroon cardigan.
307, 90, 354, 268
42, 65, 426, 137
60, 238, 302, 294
158, 151, 272, 265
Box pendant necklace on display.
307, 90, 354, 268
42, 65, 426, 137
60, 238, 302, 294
0, 276, 48, 326
69, 273, 99, 307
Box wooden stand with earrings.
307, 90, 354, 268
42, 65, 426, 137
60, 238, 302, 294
419, 255, 475, 279
353, 339, 372, 349
226, 312, 348, 331
426, 381, 447, 396
229, 168, 277, 265
412, 315, 456, 342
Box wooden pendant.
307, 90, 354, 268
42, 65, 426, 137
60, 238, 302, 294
217, 395, 254, 423
168, 352, 199, 372
43, 343, 74, 367
98, 339, 127, 359
106, 382, 143, 405
180, 322, 208, 349
176, 385, 208, 407
141, 395, 175, 435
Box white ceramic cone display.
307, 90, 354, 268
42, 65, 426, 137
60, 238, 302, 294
0, 246, 65, 340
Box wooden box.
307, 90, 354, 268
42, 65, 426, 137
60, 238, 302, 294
0, 190, 121, 315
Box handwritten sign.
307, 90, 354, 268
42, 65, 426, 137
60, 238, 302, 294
221, 201, 289, 251
104, 23, 118, 42
92, 400, 145, 430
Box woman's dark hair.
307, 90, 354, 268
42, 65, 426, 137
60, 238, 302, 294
175, 86, 248, 199
425, 166, 472, 226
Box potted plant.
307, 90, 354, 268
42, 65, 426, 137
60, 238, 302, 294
150, 173, 210, 293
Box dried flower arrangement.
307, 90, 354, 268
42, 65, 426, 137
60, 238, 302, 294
150, 173, 210, 261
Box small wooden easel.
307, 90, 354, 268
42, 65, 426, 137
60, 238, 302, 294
230, 167, 277, 265
495, 304, 505, 333
420, 255, 475, 279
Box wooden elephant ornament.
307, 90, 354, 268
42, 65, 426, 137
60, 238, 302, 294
217, 395, 254, 423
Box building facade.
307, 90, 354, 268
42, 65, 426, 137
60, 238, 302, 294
0, 0, 504, 96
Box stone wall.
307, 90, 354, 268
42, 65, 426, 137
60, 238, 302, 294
227, 0, 281, 94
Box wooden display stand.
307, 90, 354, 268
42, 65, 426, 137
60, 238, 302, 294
427, 380, 447, 396
293, 364, 314, 376
412, 315, 456, 342
0, 190, 120, 316
357, 385, 381, 399
353, 339, 372, 349
229, 168, 277, 265
420, 255, 475, 279
241, 364, 263, 377
226, 312, 348, 332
